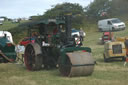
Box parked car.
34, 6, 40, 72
0, 31, 13, 43
98, 18, 126, 31
71, 29, 86, 44
71, 29, 80, 37
19, 37, 35, 46
71, 29, 86, 37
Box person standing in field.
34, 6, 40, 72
79, 28, 84, 41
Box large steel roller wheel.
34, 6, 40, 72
59, 52, 95, 77
24, 43, 43, 71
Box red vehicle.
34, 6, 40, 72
20, 37, 35, 46
101, 32, 114, 44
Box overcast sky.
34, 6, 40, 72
0, 0, 93, 19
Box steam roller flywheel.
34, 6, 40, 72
59, 52, 95, 77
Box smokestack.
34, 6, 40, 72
65, 15, 72, 40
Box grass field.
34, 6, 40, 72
0, 20, 29, 31
0, 21, 19, 31
0, 22, 128, 85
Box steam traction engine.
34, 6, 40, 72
24, 15, 95, 77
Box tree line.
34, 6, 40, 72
30, 0, 128, 28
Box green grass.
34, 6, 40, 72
0, 62, 128, 85
0, 21, 19, 31
0, 22, 128, 85
0, 20, 29, 31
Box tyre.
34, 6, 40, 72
122, 57, 126, 61
99, 28, 102, 32
103, 53, 108, 62
112, 27, 115, 31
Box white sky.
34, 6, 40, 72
0, 0, 93, 19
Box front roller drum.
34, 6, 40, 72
59, 52, 95, 77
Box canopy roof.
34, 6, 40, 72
28, 19, 65, 27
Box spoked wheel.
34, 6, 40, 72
24, 43, 43, 71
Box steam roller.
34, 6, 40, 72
59, 47, 95, 77
24, 15, 95, 77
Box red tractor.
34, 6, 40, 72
101, 32, 114, 44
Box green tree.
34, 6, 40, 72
41, 2, 86, 28
110, 0, 128, 16
85, 0, 128, 20
85, 0, 111, 20
43, 3, 84, 18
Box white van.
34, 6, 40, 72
98, 18, 126, 31
0, 31, 13, 43
0, 21, 3, 25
